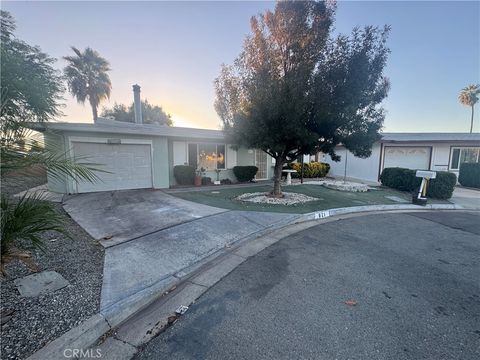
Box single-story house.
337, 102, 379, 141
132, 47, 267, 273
38, 118, 275, 194
319, 133, 480, 183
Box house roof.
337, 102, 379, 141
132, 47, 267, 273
33, 120, 480, 144
33, 118, 225, 140
380, 132, 480, 144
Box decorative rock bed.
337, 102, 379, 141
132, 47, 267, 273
236, 192, 318, 205
291, 179, 370, 192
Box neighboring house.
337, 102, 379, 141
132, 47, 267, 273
318, 133, 480, 183
38, 118, 275, 194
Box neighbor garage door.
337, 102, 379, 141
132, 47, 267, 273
73, 142, 153, 193
383, 146, 431, 171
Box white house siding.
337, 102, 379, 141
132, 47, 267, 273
322, 144, 382, 183
430, 144, 451, 171
226, 145, 237, 169
322, 141, 479, 184
173, 141, 187, 165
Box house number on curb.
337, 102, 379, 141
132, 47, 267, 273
315, 210, 330, 219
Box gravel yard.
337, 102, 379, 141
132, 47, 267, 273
0, 203, 105, 360
1, 165, 47, 196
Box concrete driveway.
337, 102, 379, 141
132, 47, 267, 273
64, 189, 300, 321
135, 211, 480, 360
63, 189, 226, 246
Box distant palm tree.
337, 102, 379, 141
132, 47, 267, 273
458, 84, 480, 133
64, 47, 112, 121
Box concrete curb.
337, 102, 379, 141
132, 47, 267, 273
299, 203, 465, 222
26, 203, 474, 359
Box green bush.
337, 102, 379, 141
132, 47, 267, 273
233, 166, 258, 182
173, 165, 195, 185
287, 162, 330, 178
380, 167, 456, 199
380, 167, 419, 191
458, 163, 480, 188
427, 171, 457, 199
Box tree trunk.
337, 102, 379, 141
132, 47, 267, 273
272, 158, 285, 196
90, 97, 98, 122
470, 105, 475, 134
300, 157, 304, 184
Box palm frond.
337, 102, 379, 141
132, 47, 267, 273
1, 192, 67, 256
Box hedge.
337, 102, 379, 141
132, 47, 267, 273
287, 162, 330, 178
233, 166, 258, 182
458, 163, 480, 188
380, 167, 457, 199
173, 165, 195, 185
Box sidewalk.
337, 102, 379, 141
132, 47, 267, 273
450, 187, 480, 209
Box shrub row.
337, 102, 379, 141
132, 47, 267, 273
173, 165, 195, 185
380, 167, 457, 199
458, 163, 480, 188
287, 162, 330, 178
233, 166, 258, 182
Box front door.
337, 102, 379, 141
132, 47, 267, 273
255, 150, 268, 180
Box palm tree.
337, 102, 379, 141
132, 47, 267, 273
458, 84, 480, 133
64, 47, 112, 122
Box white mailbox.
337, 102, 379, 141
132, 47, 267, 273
416, 170, 436, 179
414, 170, 437, 205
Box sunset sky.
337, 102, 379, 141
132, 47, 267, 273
3, 1, 479, 132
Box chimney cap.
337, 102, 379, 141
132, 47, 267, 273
132, 84, 141, 91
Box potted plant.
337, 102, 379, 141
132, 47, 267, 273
194, 167, 205, 186
214, 169, 221, 185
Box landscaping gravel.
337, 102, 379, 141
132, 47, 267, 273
236, 191, 318, 205
291, 179, 370, 192
0, 203, 105, 360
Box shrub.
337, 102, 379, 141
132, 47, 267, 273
427, 172, 457, 199
380, 167, 419, 191
287, 162, 330, 178
458, 163, 480, 188
201, 176, 212, 185
380, 167, 456, 199
233, 166, 258, 182
173, 165, 195, 185
220, 178, 232, 185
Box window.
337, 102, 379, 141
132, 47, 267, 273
188, 143, 226, 170
450, 147, 480, 170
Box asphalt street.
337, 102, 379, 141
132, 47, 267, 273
134, 211, 480, 360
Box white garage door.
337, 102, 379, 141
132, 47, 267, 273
73, 142, 153, 193
383, 146, 431, 171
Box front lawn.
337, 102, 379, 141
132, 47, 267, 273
171, 184, 450, 213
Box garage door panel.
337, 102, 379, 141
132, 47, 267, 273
73, 142, 152, 193
383, 146, 431, 171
